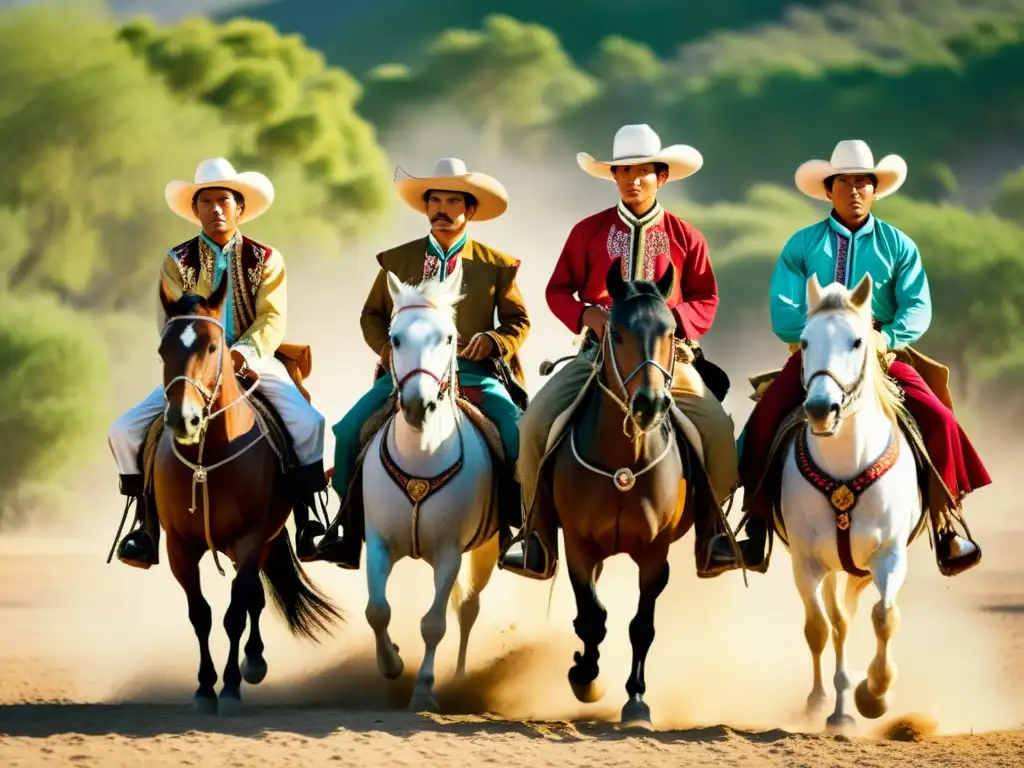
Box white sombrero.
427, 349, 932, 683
795, 140, 907, 201
577, 124, 703, 182
165, 158, 275, 224
395, 157, 508, 221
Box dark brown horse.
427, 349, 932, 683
155, 275, 343, 715
547, 263, 696, 731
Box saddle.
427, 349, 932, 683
337, 376, 505, 557
138, 377, 298, 495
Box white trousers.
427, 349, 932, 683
108, 355, 325, 475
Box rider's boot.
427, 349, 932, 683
933, 508, 981, 576
313, 497, 363, 569
115, 474, 160, 569
290, 460, 327, 562
497, 471, 557, 581
734, 515, 770, 573
694, 503, 742, 579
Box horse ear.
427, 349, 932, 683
655, 262, 675, 301
386, 270, 404, 303
849, 272, 873, 312
207, 272, 229, 314
606, 259, 626, 301
805, 273, 824, 310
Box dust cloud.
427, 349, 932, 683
3, 114, 1022, 738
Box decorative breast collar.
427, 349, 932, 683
794, 423, 900, 577
379, 415, 464, 559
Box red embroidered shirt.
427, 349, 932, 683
545, 202, 719, 339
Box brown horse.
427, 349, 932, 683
154, 275, 343, 715
545, 263, 700, 731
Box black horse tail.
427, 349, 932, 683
260, 533, 345, 641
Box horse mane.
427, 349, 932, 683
390, 279, 462, 328
807, 283, 903, 419
165, 292, 207, 318
609, 278, 675, 326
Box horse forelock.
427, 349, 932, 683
391, 281, 460, 331
610, 281, 674, 332
166, 292, 207, 319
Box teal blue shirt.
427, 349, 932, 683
200, 231, 238, 346
768, 213, 931, 349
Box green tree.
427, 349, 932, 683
992, 166, 1024, 224
0, 292, 109, 528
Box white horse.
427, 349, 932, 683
361, 267, 500, 712
780, 273, 923, 729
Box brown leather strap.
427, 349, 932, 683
794, 425, 900, 578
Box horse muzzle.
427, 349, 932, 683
164, 400, 205, 444
629, 386, 671, 431
399, 394, 435, 431
804, 396, 841, 436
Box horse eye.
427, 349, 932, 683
391, 335, 400, 349
800, 339, 808, 349
853, 338, 863, 349
208, 343, 217, 354
447, 334, 453, 345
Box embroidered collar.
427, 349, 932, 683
424, 231, 468, 281
827, 211, 875, 239
616, 199, 663, 231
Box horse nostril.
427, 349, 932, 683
190, 415, 200, 428
427, 401, 437, 412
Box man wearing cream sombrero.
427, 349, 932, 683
500, 123, 743, 580
108, 158, 328, 569
733, 139, 991, 577
314, 158, 532, 568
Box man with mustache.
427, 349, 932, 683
313, 158, 535, 568
107, 158, 328, 568
732, 139, 989, 577
499, 124, 742, 581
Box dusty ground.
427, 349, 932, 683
1, 433, 1021, 766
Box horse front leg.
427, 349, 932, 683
166, 531, 218, 714
565, 538, 608, 704
855, 545, 908, 719
822, 573, 871, 729
791, 553, 831, 723
239, 541, 271, 687
365, 526, 403, 680
454, 534, 499, 678
621, 548, 670, 732
409, 547, 462, 712
218, 534, 263, 716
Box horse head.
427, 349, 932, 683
604, 260, 677, 433
157, 273, 231, 444
800, 272, 883, 435
386, 267, 464, 432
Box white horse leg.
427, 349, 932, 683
365, 527, 403, 680
792, 554, 831, 721
821, 572, 863, 729
408, 547, 462, 712
452, 534, 499, 678
855, 545, 908, 719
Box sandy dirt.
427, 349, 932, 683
2, 124, 1023, 765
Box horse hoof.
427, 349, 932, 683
193, 693, 217, 715
408, 692, 439, 713
805, 693, 830, 718
218, 692, 244, 717
568, 673, 605, 704
854, 680, 889, 719
620, 699, 653, 732
241, 656, 268, 685
826, 713, 856, 730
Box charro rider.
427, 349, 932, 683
500, 124, 742, 580
732, 139, 990, 576
314, 158, 531, 568
108, 158, 328, 568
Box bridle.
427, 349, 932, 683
388, 302, 457, 410
596, 306, 677, 440
801, 333, 870, 436
158, 312, 271, 576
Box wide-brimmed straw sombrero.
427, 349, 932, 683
165, 158, 274, 225
795, 139, 907, 201
394, 157, 508, 221
577, 124, 703, 182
